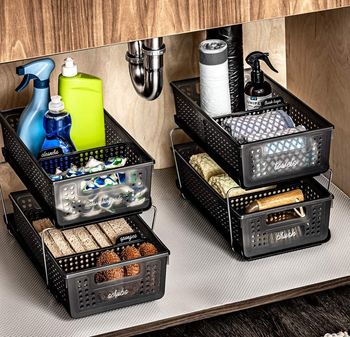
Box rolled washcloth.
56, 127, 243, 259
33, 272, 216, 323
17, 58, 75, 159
33, 218, 54, 233
221, 110, 298, 144
209, 174, 276, 198
189, 153, 276, 198
189, 153, 225, 181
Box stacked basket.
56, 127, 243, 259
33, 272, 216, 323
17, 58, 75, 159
170, 70, 334, 259
0, 108, 170, 318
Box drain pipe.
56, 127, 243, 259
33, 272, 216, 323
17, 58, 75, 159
125, 38, 166, 100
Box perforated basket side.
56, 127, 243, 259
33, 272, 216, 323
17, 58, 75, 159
9, 189, 170, 318
229, 178, 332, 257
1, 108, 155, 228
67, 255, 167, 318
174, 143, 242, 250
171, 73, 333, 189
174, 142, 333, 258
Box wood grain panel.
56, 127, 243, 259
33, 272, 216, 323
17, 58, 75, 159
286, 7, 350, 195
137, 285, 350, 337
243, 18, 286, 86
0, 0, 349, 64
0, 164, 25, 200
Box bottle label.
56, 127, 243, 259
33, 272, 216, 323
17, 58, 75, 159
38, 147, 64, 159
244, 93, 272, 111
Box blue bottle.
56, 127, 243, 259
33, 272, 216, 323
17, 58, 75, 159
38, 95, 76, 159
16, 59, 55, 158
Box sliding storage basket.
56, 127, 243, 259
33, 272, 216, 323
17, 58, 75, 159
0, 108, 155, 228
7, 190, 169, 318
173, 141, 333, 259
170, 71, 334, 189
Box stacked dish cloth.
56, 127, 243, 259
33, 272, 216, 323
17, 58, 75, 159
189, 153, 276, 198
221, 110, 307, 153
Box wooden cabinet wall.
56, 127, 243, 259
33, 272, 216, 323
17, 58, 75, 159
0, 19, 285, 197
286, 7, 350, 196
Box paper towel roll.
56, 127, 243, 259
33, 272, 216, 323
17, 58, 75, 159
199, 40, 231, 117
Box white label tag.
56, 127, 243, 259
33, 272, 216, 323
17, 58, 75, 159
244, 93, 272, 111
274, 159, 299, 171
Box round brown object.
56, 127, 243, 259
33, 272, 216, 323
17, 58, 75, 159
121, 246, 141, 277
95, 250, 124, 283
139, 243, 158, 256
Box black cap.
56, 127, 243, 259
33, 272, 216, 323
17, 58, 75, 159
199, 40, 228, 65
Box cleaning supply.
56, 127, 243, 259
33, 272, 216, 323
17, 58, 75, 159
15, 58, 55, 157
58, 57, 106, 151
199, 40, 231, 117
38, 96, 76, 159
244, 51, 278, 111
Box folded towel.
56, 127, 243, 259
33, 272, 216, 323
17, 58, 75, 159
208, 174, 276, 198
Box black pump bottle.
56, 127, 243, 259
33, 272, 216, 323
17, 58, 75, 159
244, 51, 278, 110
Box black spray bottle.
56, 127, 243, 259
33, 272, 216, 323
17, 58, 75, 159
244, 51, 278, 110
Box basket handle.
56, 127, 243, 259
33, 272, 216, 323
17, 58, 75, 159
150, 205, 157, 231
325, 168, 333, 192
226, 187, 240, 252
170, 128, 186, 199
0, 185, 8, 225
41, 227, 55, 287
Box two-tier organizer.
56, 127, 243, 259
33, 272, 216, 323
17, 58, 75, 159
170, 70, 334, 259
0, 108, 170, 318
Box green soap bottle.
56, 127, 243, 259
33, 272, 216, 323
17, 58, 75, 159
58, 57, 106, 151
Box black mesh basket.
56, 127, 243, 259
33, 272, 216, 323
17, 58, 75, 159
173, 141, 333, 259
7, 190, 170, 319
0, 108, 155, 228
170, 71, 334, 189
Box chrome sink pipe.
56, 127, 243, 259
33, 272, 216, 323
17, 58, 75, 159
125, 38, 166, 101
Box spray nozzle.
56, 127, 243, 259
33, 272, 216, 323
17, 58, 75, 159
245, 51, 278, 83
15, 58, 55, 92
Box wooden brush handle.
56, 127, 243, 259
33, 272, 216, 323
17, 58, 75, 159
245, 189, 304, 214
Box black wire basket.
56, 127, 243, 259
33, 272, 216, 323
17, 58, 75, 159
0, 108, 155, 228
170, 71, 334, 189
172, 140, 333, 259
6, 190, 170, 319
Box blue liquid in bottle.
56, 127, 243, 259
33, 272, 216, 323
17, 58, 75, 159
39, 95, 76, 159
